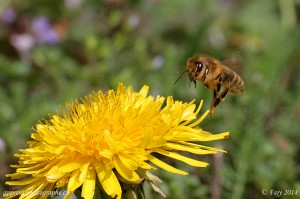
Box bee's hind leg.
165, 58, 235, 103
211, 88, 229, 116
210, 86, 229, 117
210, 75, 222, 116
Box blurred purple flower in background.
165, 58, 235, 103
31, 16, 59, 44
1, 8, 17, 24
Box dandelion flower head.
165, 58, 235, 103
5, 83, 229, 199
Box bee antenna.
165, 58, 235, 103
174, 70, 188, 85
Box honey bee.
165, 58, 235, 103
174, 55, 244, 116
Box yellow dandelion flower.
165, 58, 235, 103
4, 83, 229, 199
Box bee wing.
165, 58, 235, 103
221, 53, 243, 73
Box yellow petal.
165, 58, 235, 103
188, 110, 210, 128
63, 161, 89, 193
166, 142, 217, 154
117, 83, 126, 95
148, 155, 188, 175
177, 141, 226, 152
114, 155, 140, 182
82, 167, 96, 199
93, 160, 122, 199
6, 172, 28, 180
200, 132, 230, 141
79, 160, 91, 182
66, 159, 90, 192
153, 149, 208, 167
139, 126, 153, 148
118, 152, 139, 171
67, 169, 82, 192
46, 157, 81, 182
103, 129, 119, 154
181, 104, 196, 121
139, 85, 149, 97
15, 161, 55, 175
6, 175, 41, 186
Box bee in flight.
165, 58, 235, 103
174, 55, 245, 116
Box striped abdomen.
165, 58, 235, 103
221, 67, 244, 94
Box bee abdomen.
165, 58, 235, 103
228, 72, 244, 94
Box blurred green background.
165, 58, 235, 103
1, 0, 300, 198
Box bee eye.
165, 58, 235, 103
196, 62, 203, 72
